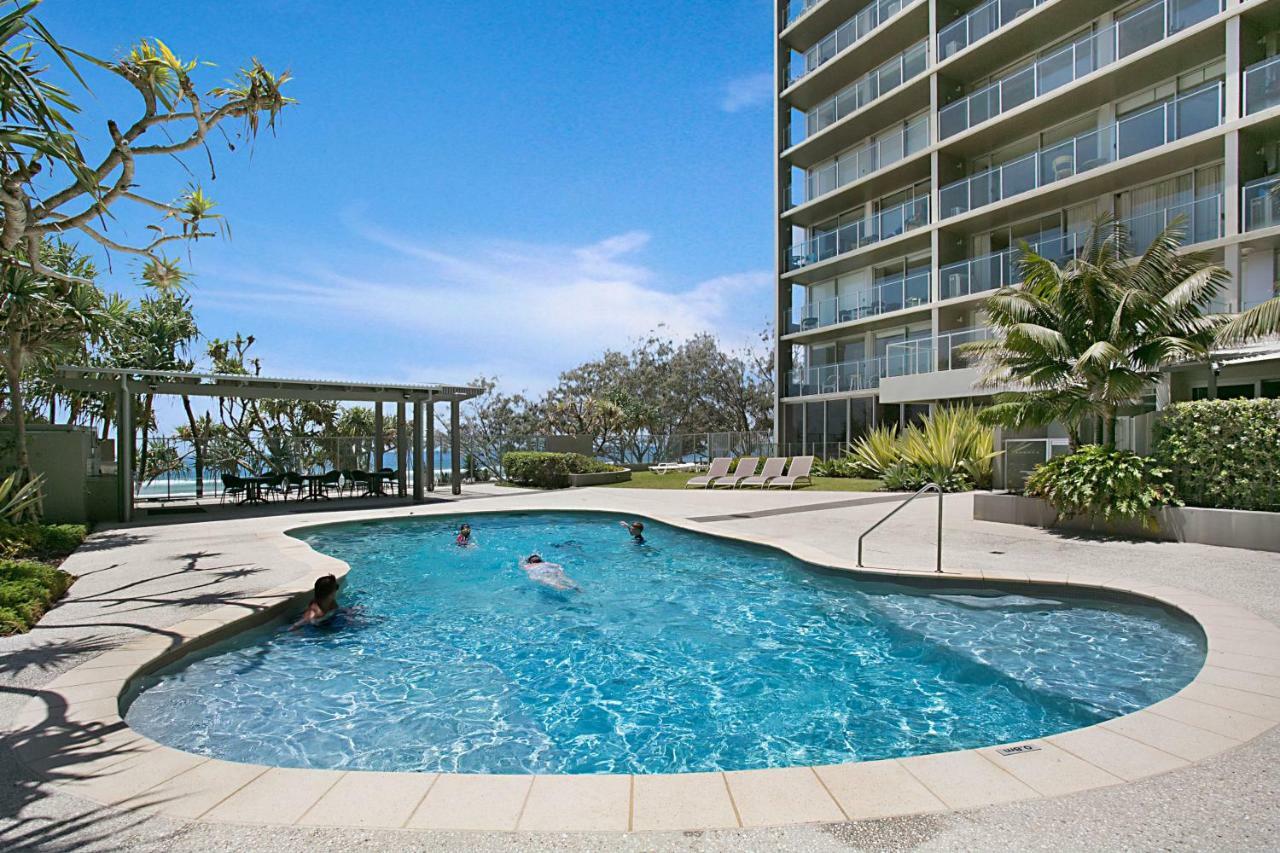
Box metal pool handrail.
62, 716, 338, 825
857, 482, 943, 573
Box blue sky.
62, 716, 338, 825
36, 0, 777, 423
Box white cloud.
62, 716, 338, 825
197, 225, 771, 396
720, 72, 773, 113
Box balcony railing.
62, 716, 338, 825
787, 0, 823, 26
939, 230, 1088, 300
1244, 175, 1280, 231
939, 82, 1223, 218
938, 0, 1222, 140
787, 357, 886, 397
801, 40, 928, 142
1120, 193, 1222, 253
796, 115, 928, 207
788, 196, 930, 270
793, 271, 931, 333
938, 0, 1043, 61
791, 0, 908, 84
1245, 54, 1280, 115
884, 327, 994, 377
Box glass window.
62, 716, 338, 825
805, 402, 826, 450
1191, 384, 1257, 400
825, 400, 848, 452
784, 403, 804, 455
1261, 379, 1280, 399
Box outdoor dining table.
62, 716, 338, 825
299, 473, 331, 501
239, 476, 273, 506
363, 471, 393, 497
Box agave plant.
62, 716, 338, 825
900, 406, 1001, 490
0, 470, 43, 523
846, 425, 901, 477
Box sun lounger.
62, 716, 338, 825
766, 456, 814, 489
684, 457, 732, 488
738, 456, 786, 488
651, 462, 698, 474
712, 456, 760, 488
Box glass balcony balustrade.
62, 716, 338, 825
787, 357, 886, 397
801, 41, 928, 143
884, 327, 994, 377
1120, 193, 1222, 253
792, 271, 931, 333
938, 0, 1222, 140
938, 0, 1042, 62
795, 115, 928, 207
790, 0, 909, 84
1243, 176, 1280, 231
788, 197, 930, 270
787, 0, 824, 26
1245, 54, 1280, 115
939, 82, 1222, 218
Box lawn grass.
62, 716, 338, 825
601, 471, 884, 492
0, 522, 85, 636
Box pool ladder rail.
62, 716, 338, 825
856, 482, 943, 573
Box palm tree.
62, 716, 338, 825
1217, 293, 1280, 345
966, 215, 1228, 448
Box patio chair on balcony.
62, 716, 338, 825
711, 457, 760, 489
739, 457, 786, 489
800, 316, 819, 331
766, 456, 815, 489
684, 457, 733, 488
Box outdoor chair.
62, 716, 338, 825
284, 471, 304, 500
320, 469, 342, 495
220, 473, 246, 504
262, 473, 287, 501
712, 457, 761, 489
739, 456, 786, 489
766, 456, 815, 489
684, 457, 733, 488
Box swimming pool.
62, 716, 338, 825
124, 511, 1205, 775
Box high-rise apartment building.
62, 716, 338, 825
774, 0, 1280, 458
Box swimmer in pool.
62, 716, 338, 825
455, 523, 472, 547
291, 574, 340, 630
619, 520, 645, 544
520, 553, 580, 591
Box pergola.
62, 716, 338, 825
55, 366, 485, 522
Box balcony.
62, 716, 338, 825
787, 0, 823, 27
1245, 55, 1280, 116
800, 41, 928, 143
791, 271, 931, 334
788, 197, 929, 271
938, 0, 1044, 62
1121, 193, 1222, 253
1244, 176, 1280, 231
793, 115, 928, 209
787, 357, 885, 397
790, 0, 908, 84
937, 0, 1222, 141
939, 230, 1088, 300
939, 82, 1223, 219
885, 327, 994, 377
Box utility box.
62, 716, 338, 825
1, 425, 105, 524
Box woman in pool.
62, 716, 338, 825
520, 553, 579, 592
291, 574, 340, 630
456, 523, 473, 547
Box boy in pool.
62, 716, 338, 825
456, 523, 472, 547
619, 520, 645, 544
291, 574, 340, 630
520, 553, 580, 591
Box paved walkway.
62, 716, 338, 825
2, 486, 1279, 851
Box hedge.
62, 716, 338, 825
1153, 398, 1280, 512
502, 451, 620, 489
0, 558, 74, 635
0, 522, 87, 561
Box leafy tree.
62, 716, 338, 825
966, 216, 1227, 448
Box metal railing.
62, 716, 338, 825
796, 114, 928, 207
801, 40, 928, 142
789, 196, 929, 270
1244, 54, 1280, 115
884, 327, 994, 377
939, 82, 1223, 218
938, 0, 1222, 140
1120, 193, 1222, 254
786, 357, 886, 397
939, 230, 1088, 300
857, 482, 944, 572
793, 271, 930, 332
938, 0, 1043, 61
790, 0, 910, 84
1243, 175, 1280, 231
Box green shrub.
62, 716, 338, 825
842, 406, 999, 492
0, 522, 88, 561
0, 558, 73, 635
1025, 445, 1180, 527
1153, 399, 1280, 512
502, 451, 619, 488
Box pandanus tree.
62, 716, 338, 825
965, 215, 1229, 448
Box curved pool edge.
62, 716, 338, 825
7, 502, 1280, 833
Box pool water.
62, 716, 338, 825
125, 511, 1205, 774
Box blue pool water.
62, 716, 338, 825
125, 511, 1205, 774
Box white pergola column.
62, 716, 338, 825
450, 399, 462, 496
372, 404, 384, 471
426, 401, 435, 492
412, 400, 424, 503
396, 401, 407, 497
116, 377, 133, 523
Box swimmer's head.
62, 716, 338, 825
631, 521, 644, 533
460, 523, 471, 534
527, 553, 543, 564
314, 574, 338, 602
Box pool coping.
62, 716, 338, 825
6, 502, 1280, 833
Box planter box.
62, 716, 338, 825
567, 470, 631, 487
974, 493, 1280, 552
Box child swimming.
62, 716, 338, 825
291, 574, 341, 630
619, 520, 645, 544
456, 523, 472, 547
520, 554, 580, 591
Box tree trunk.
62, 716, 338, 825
3, 340, 30, 485
1102, 406, 1118, 449
182, 395, 204, 498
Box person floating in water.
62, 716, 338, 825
456, 523, 473, 547
520, 553, 580, 591
291, 574, 340, 630
619, 520, 645, 544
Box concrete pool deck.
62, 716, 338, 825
2, 485, 1280, 850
